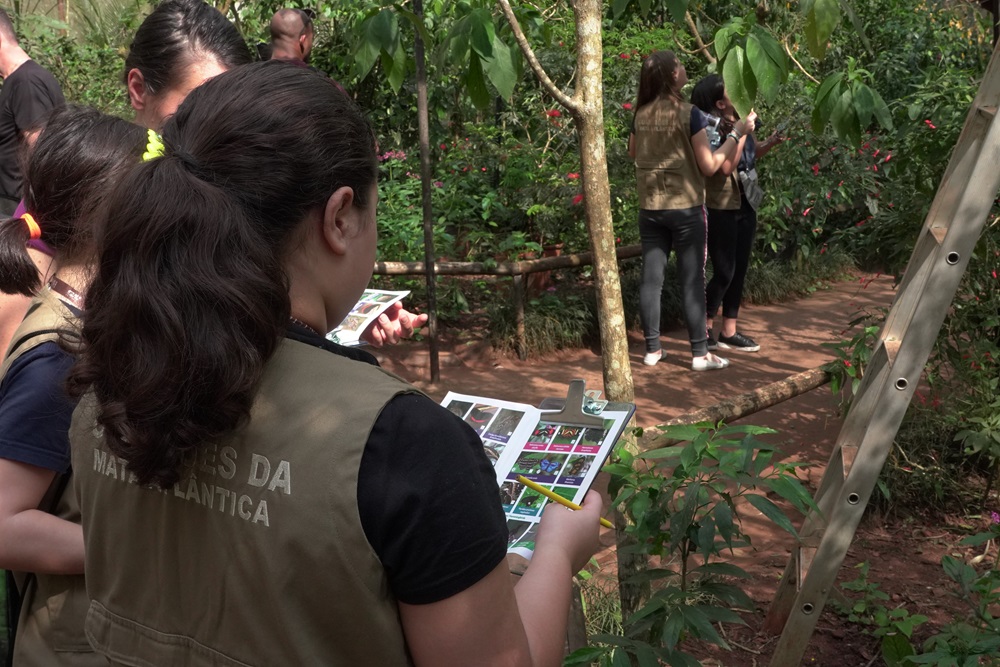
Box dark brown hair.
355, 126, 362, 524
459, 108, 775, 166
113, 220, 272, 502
123, 0, 252, 94
0, 105, 144, 296
636, 50, 683, 110
69, 61, 378, 488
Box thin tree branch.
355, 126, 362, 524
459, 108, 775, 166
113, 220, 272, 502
685, 11, 715, 64
784, 39, 820, 84
496, 0, 578, 112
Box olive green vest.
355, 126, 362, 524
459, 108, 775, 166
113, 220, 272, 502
633, 97, 706, 210
1, 289, 101, 667
704, 153, 742, 211
70, 338, 420, 666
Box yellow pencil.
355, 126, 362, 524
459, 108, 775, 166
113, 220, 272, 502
516, 475, 614, 529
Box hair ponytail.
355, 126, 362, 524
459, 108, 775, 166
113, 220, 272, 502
0, 105, 144, 296
69, 61, 378, 488
0, 215, 41, 296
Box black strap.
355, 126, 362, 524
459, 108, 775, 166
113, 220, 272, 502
4, 328, 62, 362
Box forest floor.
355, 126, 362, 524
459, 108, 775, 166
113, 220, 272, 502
374, 272, 983, 666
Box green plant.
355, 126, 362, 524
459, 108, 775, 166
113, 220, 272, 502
487, 290, 594, 357
567, 423, 815, 666
907, 521, 1000, 665
832, 561, 927, 666
821, 306, 886, 412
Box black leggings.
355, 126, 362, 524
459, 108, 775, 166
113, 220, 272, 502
638, 206, 708, 357
706, 195, 757, 321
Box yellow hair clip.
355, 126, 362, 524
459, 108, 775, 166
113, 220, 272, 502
142, 129, 165, 162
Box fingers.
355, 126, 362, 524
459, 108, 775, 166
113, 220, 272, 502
379, 314, 400, 345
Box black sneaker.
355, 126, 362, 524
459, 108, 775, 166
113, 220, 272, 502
707, 327, 718, 351
716, 332, 760, 352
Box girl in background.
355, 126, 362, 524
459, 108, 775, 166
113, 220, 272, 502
0, 0, 252, 357
0, 105, 145, 667
68, 61, 601, 666
628, 51, 754, 371
693, 74, 783, 354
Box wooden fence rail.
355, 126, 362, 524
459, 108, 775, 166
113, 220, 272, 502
373, 244, 643, 360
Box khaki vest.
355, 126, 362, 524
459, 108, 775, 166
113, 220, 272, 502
633, 97, 706, 210
704, 156, 742, 211
1, 289, 101, 667
70, 338, 419, 666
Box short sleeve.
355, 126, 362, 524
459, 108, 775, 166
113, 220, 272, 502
690, 106, 710, 136
11, 66, 63, 135
358, 393, 508, 605
0, 342, 77, 472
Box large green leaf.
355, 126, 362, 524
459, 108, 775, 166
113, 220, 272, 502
469, 8, 495, 59
382, 33, 406, 93
722, 46, 752, 118
664, 0, 690, 23
612, 0, 631, 19
831, 87, 862, 145
482, 36, 516, 99
395, 8, 433, 47
852, 81, 874, 129
746, 33, 781, 103
746, 493, 798, 537
871, 86, 893, 130
679, 605, 729, 648
371, 8, 398, 51
465, 52, 491, 110
354, 12, 385, 81
804, 0, 841, 60
714, 25, 734, 60
881, 632, 915, 667
811, 72, 843, 133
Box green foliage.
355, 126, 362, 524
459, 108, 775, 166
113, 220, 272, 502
568, 423, 813, 665
906, 523, 1000, 665
487, 290, 594, 357
832, 562, 928, 665
715, 17, 789, 116
821, 306, 885, 411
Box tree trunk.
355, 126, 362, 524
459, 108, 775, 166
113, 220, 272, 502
413, 0, 440, 383
571, 0, 635, 406
571, 0, 645, 630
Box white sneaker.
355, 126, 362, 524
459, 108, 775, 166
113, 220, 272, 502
691, 353, 729, 371
643, 350, 666, 366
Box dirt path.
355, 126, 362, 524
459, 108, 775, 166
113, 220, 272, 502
375, 273, 967, 665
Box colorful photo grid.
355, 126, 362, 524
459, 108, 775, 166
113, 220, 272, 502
445, 397, 531, 470
439, 391, 634, 557
326, 289, 409, 346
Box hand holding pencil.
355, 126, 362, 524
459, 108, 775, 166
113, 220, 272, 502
517, 475, 613, 529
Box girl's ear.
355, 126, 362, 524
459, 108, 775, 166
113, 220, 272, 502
321, 186, 357, 256
715, 98, 728, 112
126, 69, 148, 112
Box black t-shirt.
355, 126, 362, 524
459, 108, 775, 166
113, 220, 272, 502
285, 324, 509, 605
0, 60, 64, 200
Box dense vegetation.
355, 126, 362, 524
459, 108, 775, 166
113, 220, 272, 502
12, 0, 1000, 663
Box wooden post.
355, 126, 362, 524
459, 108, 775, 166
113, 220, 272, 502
512, 273, 526, 360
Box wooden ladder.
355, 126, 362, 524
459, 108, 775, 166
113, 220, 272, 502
764, 39, 1000, 666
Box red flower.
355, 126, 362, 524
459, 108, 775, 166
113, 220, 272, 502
803, 207, 813, 216
884, 153, 892, 162
811, 163, 820, 176
545, 109, 561, 118
619, 53, 630, 59
622, 102, 633, 110
567, 172, 579, 180
924, 119, 937, 129
572, 193, 584, 205
993, 270, 998, 279
844, 360, 852, 367
439, 143, 446, 150
873, 149, 880, 158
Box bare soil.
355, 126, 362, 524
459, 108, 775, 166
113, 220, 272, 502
374, 273, 979, 666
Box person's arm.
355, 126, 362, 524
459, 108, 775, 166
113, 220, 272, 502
715, 132, 747, 177
0, 459, 84, 574
754, 130, 783, 160
691, 114, 756, 177
399, 492, 603, 667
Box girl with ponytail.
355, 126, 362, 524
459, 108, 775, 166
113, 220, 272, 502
68, 61, 601, 666
0, 105, 144, 666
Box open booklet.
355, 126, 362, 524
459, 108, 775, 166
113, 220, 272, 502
326, 289, 410, 347
442, 391, 634, 559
